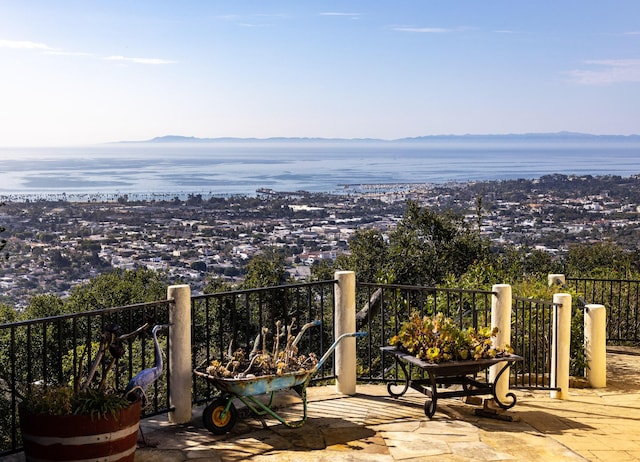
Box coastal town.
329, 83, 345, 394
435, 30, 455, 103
1, 173, 640, 309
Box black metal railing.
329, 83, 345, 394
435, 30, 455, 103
566, 277, 640, 345
3, 277, 598, 456
0, 300, 172, 456
190, 280, 338, 406
511, 296, 560, 390
354, 283, 495, 383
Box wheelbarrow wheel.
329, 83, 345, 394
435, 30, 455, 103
203, 397, 238, 434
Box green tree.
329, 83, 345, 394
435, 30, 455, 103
310, 259, 336, 282
0, 303, 17, 324
64, 268, 169, 312
22, 294, 66, 320
241, 248, 289, 289
241, 248, 290, 327
387, 201, 489, 286
523, 248, 558, 277
564, 242, 632, 277
333, 229, 388, 283
203, 276, 234, 294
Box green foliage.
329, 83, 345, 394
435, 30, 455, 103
334, 202, 490, 286
569, 308, 586, 375
2, 268, 166, 423
21, 294, 66, 320
334, 229, 388, 283
309, 259, 335, 282
386, 201, 489, 286
65, 268, 169, 312
72, 389, 131, 419
17, 268, 170, 320
0, 303, 17, 324
524, 248, 559, 276
21, 387, 129, 418
22, 386, 74, 415
443, 258, 508, 290
241, 247, 289, 289
16, 322, 155, 420
564, 242, 633, 276
203, 276, 234, 294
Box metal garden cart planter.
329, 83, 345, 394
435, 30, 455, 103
195, 324, 367, 434
381, 346, 523, 418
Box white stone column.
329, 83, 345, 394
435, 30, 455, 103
490, 284, 512, 401
168, 284, 192, 423
551, 293, 572, 399
584, 304, 607, 388
334, 271, 357, 395
548, 274, 566, 287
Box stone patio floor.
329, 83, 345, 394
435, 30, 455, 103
3, 349, 638, 461
132, 349, 640, 461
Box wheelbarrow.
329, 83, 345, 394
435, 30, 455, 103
194, 321, 367, 434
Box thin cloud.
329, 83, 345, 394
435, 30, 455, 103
568, 59, 640, 85
0, 38, 175, 65
0, 39, 56, 50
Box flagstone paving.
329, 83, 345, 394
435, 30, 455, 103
3, 350, 638, 461
132, 349, 639, 462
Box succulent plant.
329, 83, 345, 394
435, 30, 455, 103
389, 312, 513, 363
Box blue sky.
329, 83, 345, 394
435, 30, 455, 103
1, 1, 639, 146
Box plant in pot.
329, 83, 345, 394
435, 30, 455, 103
389, 312, 513, 363
18, 322, 166, 462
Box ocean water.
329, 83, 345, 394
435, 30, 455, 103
0, 140, 639, 200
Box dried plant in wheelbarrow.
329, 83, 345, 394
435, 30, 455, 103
195, 320, 366, 434
390, 312, 513, 363
205, 319, 319, 379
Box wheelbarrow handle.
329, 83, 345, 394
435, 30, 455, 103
292, 319, 322, 349
314, 331, 368, 371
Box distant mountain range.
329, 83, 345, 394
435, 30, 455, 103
124, 132, 640, 144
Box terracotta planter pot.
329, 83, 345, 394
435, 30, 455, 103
19, 399, 141, 462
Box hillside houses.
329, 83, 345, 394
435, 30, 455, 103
1, 174, 640, 308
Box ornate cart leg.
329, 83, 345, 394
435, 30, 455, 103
424, 371, 438, 418
386, 357, 410, 398
492, 361, 517, 410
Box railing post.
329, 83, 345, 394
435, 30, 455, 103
551, 293, 572, 399
168, 284, 192, 424
584, 304, 607, 388
490, 284, 511, 401
548, 274, 566, 287
334, 271, 356, 395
